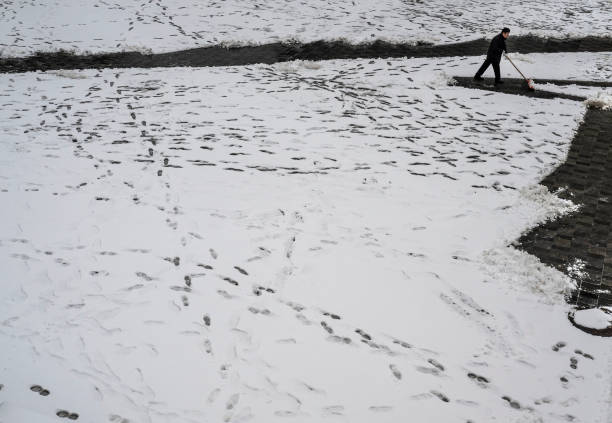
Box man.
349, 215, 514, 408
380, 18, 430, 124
474, 28, 510, 85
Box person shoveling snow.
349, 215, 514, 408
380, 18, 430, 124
473, 28, 510, 85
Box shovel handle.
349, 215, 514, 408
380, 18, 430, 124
504, 53, 529, 81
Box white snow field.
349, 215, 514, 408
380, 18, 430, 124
1, 53, 611, 423
1, 0, 611, 57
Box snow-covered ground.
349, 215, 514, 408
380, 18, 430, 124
1, 53, 611, 422
1, 0, 611, 57
505, 52, 612, 82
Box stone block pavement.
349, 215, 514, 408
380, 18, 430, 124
519, 108, 612, 309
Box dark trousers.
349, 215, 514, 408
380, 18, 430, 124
475, 57, 500, 82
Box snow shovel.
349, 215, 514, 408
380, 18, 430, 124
504, 53, 535, 91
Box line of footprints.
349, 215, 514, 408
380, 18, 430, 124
30, 384, 79, 420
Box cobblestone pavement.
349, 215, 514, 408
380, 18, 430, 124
0, 35, 611, 73
519, 108, 612, 311
455, 75, 612, 330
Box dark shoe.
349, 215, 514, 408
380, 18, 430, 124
473, 76, 484, 81
495, 80, 504, 85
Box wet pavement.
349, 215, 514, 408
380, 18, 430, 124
0, 35, 611, 73
453, 77, 589, 101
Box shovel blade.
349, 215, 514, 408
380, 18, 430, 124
527, 79, 535, 91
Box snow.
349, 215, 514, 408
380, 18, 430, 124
47, 70, 89, 79
534, 83, 611, 99
572, 308, 612, 330
275, 60, 322, 73
497, 52, 612, 82
1, 52, 611, 423
585, 91, 612, 110
1, 0, 611, 56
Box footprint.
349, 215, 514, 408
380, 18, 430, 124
569, 357, 578, 370
574, 350, 594, 360
392, 339, 412, 349
369, 406, 393, 412
30, 385, 50, 396
501, 396, 521, 409
389, 364, 402, 380
295, 314, 312, 325
223, 276, 239, 286
467, 372, 489, 385
163, 256, 179, 266
427, 358, 445, 372
253, 285, 275, 296
57, 410, 79, 420
207, 388, 221, 404
135, 272, 154, 281
355, 328, 372, 340
226, 393, 240, 410
431, 390, 450, 402
203, 314, 211, 327
552, 341, 566, 352
322, 405, 344, 416
322, 311, 341, 320
234, 266, 248, 275
320, 321, 334, 334
217, 290, 236, 300
328, 335, 351, 344
416, 366, 440, 376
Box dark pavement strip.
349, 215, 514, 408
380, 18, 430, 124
0, 35, 610, 73
452, 77, 589, 101
519, 108, 612, 311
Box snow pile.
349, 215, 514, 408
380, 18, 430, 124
572, 307, 612, 330
584, 91, 612, 110
47, 70, 88, 80
566, 258, 589, 282
518, 185, 579, 223
482, 247, 575, 303
119, 44, 154, 55
533, 82, 611, 99
427, 71, 456, 88
275, 59, 322, 73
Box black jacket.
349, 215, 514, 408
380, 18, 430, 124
486, 33, 507, 62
